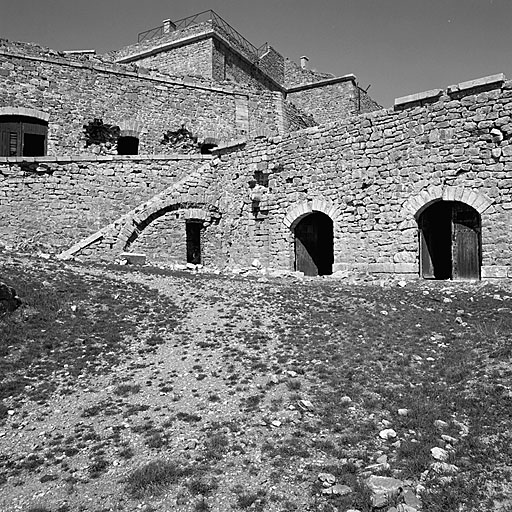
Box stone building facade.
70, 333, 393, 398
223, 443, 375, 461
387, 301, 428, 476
0, 10, 510, 280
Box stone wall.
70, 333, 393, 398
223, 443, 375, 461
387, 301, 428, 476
131, 39, 213, 78
0, 155, 209, 252
287, 79, 380, 125
212, 39, 281, 91
283, 58, 334, 87
110, 20, 215, 62
205, 75, 512, 278
0, 42, 285, 154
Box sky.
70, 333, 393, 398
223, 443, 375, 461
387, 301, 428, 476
1, 0, 511, 107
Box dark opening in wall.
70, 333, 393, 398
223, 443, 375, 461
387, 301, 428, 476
117, 136, 139, 155
418, 201, 481, 280
0, 115, 48, 156
294, 212, 333, 276
200, 143, 217, 154
186, 221, 202, 264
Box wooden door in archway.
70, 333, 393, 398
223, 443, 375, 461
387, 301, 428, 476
419, 201, 481, 280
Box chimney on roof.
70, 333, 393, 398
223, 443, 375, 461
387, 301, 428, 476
163, 19, 176, 34
300, 56, 309, 70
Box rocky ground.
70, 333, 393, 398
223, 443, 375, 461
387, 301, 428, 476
0, 254, 511, 512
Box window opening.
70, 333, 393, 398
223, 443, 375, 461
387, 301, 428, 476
117, 136, 139, 155
0, 115, 48, 157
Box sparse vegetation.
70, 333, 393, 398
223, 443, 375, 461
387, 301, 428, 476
1, 255, 511, 511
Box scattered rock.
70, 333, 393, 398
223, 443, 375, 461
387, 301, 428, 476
397, 408, 409, 416
431, 446, 448, 461
331, 484, 352, 495
430, 461, 459, 474
318, 472, 336, 486
434, 419, 449, 429
379, 428, 397, 440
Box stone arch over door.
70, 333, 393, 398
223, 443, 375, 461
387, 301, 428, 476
403, 186, 493, 280
403, 185, 493, 219
283, 199, 342, 275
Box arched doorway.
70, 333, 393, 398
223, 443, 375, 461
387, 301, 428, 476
418, 201, 481, 280
294, 212, 333, 276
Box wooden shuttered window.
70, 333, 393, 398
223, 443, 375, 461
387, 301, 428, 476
0, 115, 48, 157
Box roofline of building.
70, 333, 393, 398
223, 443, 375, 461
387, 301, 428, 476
115, 31, 358, 95
115, 29, 285, 91
286, 75, 357, 94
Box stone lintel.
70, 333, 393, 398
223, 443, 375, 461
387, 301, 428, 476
394, 89, 443, 107
447, 73, 506, 94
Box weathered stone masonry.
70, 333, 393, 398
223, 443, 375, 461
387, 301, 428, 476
1, 11, 511, 279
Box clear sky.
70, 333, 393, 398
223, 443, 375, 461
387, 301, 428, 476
1, 0, 510, 107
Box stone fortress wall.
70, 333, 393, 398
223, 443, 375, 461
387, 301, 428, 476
1, 11, 510, 280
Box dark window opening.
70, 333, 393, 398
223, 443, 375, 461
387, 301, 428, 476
186, 221, 202, 264
117, 136, 139, 155
200, 143, 217, 155
419, 201, 481, 280
294, 212, 333, 276
0, 115, 48, 157
254, 170, 269, 187
23, 133, 46, 157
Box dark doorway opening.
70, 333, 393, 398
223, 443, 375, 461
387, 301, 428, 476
294, 212, 333, 276
418, 201, 481, 280
117, 136, 139, 155
186, 221, 202, 264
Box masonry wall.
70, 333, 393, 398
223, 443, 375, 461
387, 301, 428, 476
212, 39, 281, 91
0, 156, 209, 252
131, 39, 213, 78
283, 58, 334, 87
287, 80, 380, 125
208, 79, 512, 278
0, 41, 286, 154
111, 20, 215, 62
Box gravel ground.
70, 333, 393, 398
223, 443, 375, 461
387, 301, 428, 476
1, 255, 511, 512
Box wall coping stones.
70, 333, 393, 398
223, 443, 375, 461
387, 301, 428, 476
211, 138, 247, 152
286, 74, 357, 94
447, 73, 506, 94
0, 49, 250, 98
115, 30, 214, 64
0, 154, 212, 165
394, 89, 443, 108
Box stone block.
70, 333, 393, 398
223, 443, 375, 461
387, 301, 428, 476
481, 266, 509, 278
